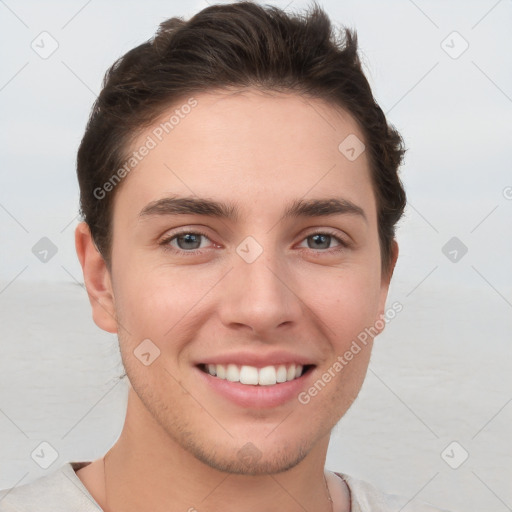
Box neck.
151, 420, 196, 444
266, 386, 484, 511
100, 387, 336, 512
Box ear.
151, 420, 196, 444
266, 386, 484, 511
75, 222, 117, 333
383, 239, 399, 285
375, 239, 399, 334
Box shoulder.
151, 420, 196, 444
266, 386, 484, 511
0, 463, 101, 512
333, 472, 452, 512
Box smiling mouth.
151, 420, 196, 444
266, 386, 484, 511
197, 363, 315, 386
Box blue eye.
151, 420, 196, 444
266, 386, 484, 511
160, 231, 211, 253
298, 231, 347, 251
160, 229, 348, 255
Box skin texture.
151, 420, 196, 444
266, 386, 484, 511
75, 89, 398, 512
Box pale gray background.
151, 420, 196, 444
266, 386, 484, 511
0, 1, 511, 511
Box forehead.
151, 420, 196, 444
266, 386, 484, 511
113, 89, 376, 223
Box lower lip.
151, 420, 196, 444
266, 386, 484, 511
195, 366, 314, 408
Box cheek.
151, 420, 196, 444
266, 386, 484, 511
299, 271, 379, 416
303, 264, 382, 346
112, 262, 221, 345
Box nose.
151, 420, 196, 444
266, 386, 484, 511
216, 244, 303, 336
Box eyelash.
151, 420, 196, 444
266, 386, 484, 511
159, 229, 349, 256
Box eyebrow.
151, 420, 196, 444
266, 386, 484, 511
138, 196, 367, 223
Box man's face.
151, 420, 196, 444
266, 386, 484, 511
103, 89, 393, 474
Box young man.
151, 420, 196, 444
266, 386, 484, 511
1, 2, 450, 511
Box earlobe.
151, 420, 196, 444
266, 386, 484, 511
75, 222, 118, 334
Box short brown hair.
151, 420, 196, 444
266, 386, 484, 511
77, 1, 406, 273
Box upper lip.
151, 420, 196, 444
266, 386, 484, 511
195, 350, 317, 368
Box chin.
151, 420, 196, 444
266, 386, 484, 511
180, 436, 311, 475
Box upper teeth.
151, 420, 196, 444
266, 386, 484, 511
205, 363, 304, 386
